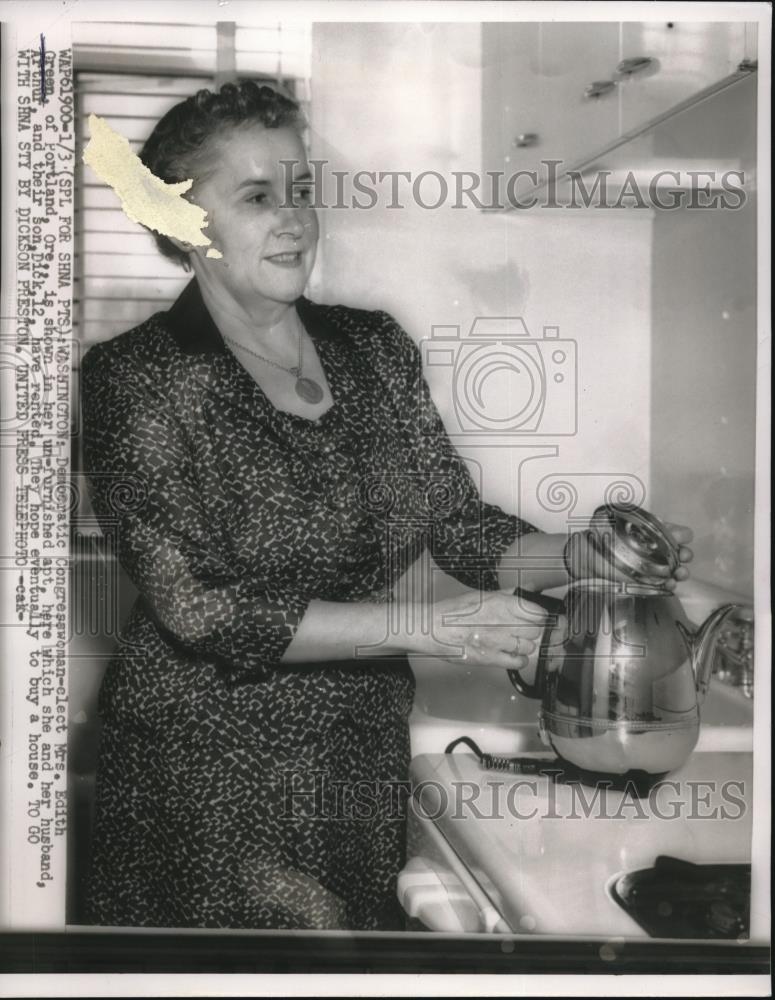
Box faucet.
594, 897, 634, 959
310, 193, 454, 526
712, 612, 755, 698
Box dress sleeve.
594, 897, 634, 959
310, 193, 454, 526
372, 311, 539, 592
81, 347, 309, 677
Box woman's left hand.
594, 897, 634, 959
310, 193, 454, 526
658, 522, 694, 591
569, 520, 694, 590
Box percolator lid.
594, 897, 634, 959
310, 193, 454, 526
589, 504, 681, 588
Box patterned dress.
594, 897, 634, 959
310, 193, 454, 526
81, 278, 536, 930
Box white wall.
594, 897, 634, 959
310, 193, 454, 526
310, 22, 653, 536
649, 74, 757, 597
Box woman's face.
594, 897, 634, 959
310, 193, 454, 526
187, 122, 318, 315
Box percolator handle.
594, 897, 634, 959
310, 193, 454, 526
507, 587, 565, 699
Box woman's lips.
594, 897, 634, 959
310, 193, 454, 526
264, 251, 303, 267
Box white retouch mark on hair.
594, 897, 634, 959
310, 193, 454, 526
83, 114, 223, 259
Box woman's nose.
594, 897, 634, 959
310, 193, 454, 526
274, 208, 307, 239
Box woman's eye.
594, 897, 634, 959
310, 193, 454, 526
245, 187, 313, 208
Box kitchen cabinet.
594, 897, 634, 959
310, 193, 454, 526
618, 21, 754, 133
482, 20, 756, 187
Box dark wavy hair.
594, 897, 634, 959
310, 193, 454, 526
139, 80, 304, 266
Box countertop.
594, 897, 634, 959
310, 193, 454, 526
408, 751, 754, 938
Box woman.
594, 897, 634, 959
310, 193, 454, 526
82, 81, 692, 930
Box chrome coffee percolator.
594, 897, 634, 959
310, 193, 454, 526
509, 504, 753, 779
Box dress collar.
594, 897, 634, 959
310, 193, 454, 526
163, 278, 346, 424
164, 277, 345, 355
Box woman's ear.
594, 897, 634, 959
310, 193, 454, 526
168, 236, 201, 273
168, 236, 194, 256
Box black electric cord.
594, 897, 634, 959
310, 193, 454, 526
443, 735, 559, 775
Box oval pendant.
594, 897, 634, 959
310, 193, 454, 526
295, 376, 324, 404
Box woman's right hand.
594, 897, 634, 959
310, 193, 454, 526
416, 590, 546, 671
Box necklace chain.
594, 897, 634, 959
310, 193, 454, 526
222, 324, 326, 405
223, 327, 303, 378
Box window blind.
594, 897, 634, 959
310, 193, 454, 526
75, 72, 209, 346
